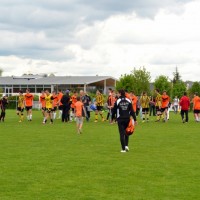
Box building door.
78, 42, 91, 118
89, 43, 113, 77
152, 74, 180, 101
5, 87, 13, 96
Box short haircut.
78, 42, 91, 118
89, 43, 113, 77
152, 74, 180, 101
119, 89, 125, 97
184, 92, 187, 96
155, 89, 160, 93
77, 96, 81, 101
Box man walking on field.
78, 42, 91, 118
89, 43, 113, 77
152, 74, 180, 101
192, 92, 200, 122
179, 92, 190, 123
112, 89, 137, 153
74, 96, 85, 134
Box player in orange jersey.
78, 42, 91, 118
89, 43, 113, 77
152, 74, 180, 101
74, 96, 85, 134
192, 92, 200, 122
24, 89, 34, 121
70, 91, 78, 121
106, 88, 113, 122
125, 90, 131, 100
130, 91, 137, 113
40, 90, 46, 121
57, 89, 63, 119
161, 90, 170, 122
52, 91, 58, 119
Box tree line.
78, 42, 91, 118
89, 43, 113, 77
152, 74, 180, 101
116, 67, 200, 99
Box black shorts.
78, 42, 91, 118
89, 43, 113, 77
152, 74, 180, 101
156, 106, 161, 112
97, 106, 103, 111
52, 107, 57, 112
71, 108, 75, 112
46, 108, 53, 113
42, 107, 46, 111
142, 108, 149, 113
161, 107, 168, 112
194, 109, 200, 114
59, 105, 63, 110
26, 106, 32, 111
17, 107, 24, 112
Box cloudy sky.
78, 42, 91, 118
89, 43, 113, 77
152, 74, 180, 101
0, 0, 200, 81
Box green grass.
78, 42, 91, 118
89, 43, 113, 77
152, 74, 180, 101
0, 110, 200, 200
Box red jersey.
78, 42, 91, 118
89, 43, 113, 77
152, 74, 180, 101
179, 96, 190, 110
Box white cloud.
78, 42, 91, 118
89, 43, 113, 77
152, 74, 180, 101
0, 0, 199, 82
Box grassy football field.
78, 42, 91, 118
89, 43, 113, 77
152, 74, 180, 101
0, 110, 200, 200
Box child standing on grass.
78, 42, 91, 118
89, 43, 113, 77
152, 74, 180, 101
74, 96, 85, 134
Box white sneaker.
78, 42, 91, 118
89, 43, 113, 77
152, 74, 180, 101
120, 150, 126, 153
125, 146, 129, 152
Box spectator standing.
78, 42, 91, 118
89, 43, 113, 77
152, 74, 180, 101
179, 92, 190, 123
173, 96, 179, 114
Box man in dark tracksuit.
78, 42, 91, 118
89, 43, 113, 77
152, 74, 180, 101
61, 91, 71, 122
112, 90, 137, 153
0, 96, 8, 122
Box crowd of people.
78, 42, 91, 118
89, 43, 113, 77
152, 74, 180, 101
1, 88, 200, 152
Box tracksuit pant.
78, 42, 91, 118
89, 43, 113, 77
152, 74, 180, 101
117, 119, 130, 150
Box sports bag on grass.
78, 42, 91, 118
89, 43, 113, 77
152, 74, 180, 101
126, 119, 135, 135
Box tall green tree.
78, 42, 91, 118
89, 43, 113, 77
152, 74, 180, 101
154, 75, 171, 95
189, 82, 200, 96
116, 74, 134, 92
131, 67, 151, 95
172, 66, 181, 84
172, 81, 186, 98
116, 67, 151, 95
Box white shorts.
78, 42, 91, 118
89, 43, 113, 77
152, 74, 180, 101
76, 116, 83, 124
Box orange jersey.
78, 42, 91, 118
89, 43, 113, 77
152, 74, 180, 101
74, 101, 84, 117
125, 92, 131, 100
52, 94, 58, 107
108, 95, 116, 107
193, 96, 200, 110
24, 93, 34, 106
40, 94, 46, 108
131, 95, 137, 112
57, 92, 63, 106
71, 95, 77, 109
161, 95, 170, 108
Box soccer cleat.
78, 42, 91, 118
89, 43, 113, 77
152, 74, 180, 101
18, 120, 22, 123
155, 120, 160, 122
182, 119, 185, 123
94, 120, 98, 123
142, 120, 145, 123
125, 146, 129, 152
121, 150, 126, 153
